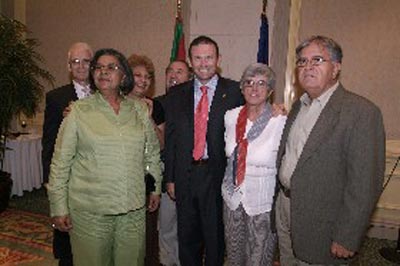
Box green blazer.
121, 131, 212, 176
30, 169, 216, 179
48, 92, 162, 217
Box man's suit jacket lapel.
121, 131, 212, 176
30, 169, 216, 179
68, 83, 79, 101
295, 85, 344, 171
207, 78, 232, 160
208, 78, 227, 130
183, 80, 195, 149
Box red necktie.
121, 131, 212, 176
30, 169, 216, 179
193, 86, 209, 160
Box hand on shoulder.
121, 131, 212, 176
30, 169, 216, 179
272, 103, 287, 116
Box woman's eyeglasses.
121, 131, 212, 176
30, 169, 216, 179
92, 64, 121, 73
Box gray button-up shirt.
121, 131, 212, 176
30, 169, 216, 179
279, 82, 339, 188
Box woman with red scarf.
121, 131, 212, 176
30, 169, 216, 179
222, 63, 286, 266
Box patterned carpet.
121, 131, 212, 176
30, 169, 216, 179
0, 208, 55, 266
1, 188, 399, 266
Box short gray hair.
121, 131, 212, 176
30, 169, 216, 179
240, 63, 276, 90
296, 35, 343, 63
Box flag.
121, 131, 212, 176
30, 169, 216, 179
257, 13, 269, 64
170, 16, 186, 62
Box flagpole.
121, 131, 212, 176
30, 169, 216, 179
177, 0, 182, 19
262, 0, 267, 15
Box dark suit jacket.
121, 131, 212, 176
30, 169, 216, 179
164, 77, 243, 195
42, 84, 78, 184
277, 84, 385, 264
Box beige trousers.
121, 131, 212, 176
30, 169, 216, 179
276, 191, 297, 266
276, 192, 348, 266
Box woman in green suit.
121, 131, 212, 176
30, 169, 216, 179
48, 48, 162, 266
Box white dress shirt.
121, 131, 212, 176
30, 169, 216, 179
73, 80, 91, 99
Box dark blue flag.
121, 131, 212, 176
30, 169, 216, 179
257, 13, 269, 64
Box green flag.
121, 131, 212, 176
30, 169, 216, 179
170, 17, 186, 62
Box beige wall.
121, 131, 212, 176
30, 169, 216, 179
188, 0, 261, 81
298, 0, 400, 139
25, 0, 177, 98
23, 0, 264, 97
1, 0, 14, 18
187, 0, 287, 102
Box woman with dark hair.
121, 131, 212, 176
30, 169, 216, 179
47, 48, 162, 266
222, 63, 286, 266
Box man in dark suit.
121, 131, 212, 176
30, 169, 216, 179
276, 35, 385, 265
155, 60, 192, 110
42, 42, 92, 266
156, 59, 192, 266
164, 35, 243, 266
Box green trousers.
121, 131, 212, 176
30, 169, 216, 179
69, 207, 145, 266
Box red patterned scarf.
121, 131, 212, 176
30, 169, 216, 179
235, 106, 248, 186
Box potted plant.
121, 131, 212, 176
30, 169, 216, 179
0, 134, 12, 212
0, 14, 54, 211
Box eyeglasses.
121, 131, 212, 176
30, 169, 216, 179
92, 64, 121, 73
242, 79, 269, 90
70, 58, 91, 68
296, 56, 329, 67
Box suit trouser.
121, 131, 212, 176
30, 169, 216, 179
276, 191, 297, 266
145, 207, 159, 265
176, 164, 225, 266
276, 192, 348, 266
53, 229, 73, 266
69, 207, 145, 266
159, 192, 180, 266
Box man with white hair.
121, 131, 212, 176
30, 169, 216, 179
42, 42, 93, 266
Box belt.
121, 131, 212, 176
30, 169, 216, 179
192, 158, 209, 166
281, 186, 291, 198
